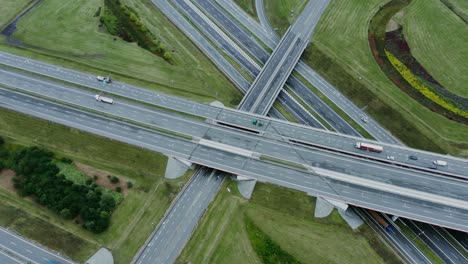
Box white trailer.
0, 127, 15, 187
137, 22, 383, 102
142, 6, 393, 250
95, 94, 114, 104
355, 142, 383, 153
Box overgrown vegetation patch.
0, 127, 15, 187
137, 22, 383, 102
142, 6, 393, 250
245, 215, 300, 264
0, 141, 120, 233
368, 0, 468, 124
100, 0, 173, 62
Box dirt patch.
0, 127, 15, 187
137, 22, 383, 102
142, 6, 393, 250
0, 169, 17, 193
386, 10, 404, 32
75, 162, 130, 196
385, 19, 399, 32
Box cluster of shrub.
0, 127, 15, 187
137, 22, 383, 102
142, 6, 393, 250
0, 140, 116, 233
244, 216, 300, 264
100, 0, 172, 61
385, 50, 468, 119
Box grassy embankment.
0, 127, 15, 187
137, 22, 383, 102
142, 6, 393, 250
233, 0, 257, 18
267, 0, 467, 156
0, 107, 192, 263
0, 0, 33, 30
264, 0, 308, 35
0, 0, 242, 106
403, 0, 468, 98
177, 180, 402, 264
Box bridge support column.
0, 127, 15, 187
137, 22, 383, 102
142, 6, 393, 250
165, 156, 194, 179
234, 175, 257, 199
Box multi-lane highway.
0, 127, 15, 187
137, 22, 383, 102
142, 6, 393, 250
2, 68, 467, 206
404, 220, 468, 264
0, 228, 75, 264
134, 169, 224, 264
1, 70, 467, 231
1, 52, 465, 177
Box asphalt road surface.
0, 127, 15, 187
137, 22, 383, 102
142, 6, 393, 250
405, 220, 468, 264
355, 209, 431, 264
134, 168, 224, 264
239, 0, 330, 114
0, 228, 75, 264
215, 0, 400, 144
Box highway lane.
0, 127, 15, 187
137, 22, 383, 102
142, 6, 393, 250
2, 70, 466, 204
0, 53, 466, 177
0, 250, 19, 264
194, 0, 271, 62
404, 220, 468, 264
0, 89, 466, 231
153, 0, 250, 91
0, 227, 75, 264
239, 0, 330, 114
172, 0, 258, 76
134, 169, 224, 264
215, 0, 278, 47
355, 209, 431, 264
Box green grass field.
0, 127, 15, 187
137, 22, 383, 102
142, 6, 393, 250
0, 107, 193, 263
445, 0, 468, 15
234, 0, 257, 18
0, 0, 33, 29
0, 0, 241, 106
264, 0, 308, 35
403, 0, 468, 98
177, 180, 400, 264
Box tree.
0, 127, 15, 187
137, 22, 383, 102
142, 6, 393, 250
126, 181, 133, 189
110, 176, 120, 183
116, 186, 122, 193
60, 208, 72, 219
0, 136, 4, 146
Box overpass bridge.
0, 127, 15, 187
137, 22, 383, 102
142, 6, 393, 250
0, 72, 467, 231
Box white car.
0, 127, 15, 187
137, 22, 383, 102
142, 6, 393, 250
97, 76, 111, 83
386, 156, 395, 160
361, 116, 369, 123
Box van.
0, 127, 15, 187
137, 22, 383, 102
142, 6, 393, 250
433, 160, 447, 166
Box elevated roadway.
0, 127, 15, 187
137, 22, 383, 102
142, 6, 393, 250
167, 0, 325, 128
239, 0, 330, 114
215, 0, 399, 144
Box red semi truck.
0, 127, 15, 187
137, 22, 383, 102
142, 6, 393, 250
369, 210, 393, 231
355, 142, 383, 153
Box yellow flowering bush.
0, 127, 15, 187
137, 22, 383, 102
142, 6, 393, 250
385, 50, 468, 118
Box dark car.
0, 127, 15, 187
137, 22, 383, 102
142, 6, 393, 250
409, 155, 418, 160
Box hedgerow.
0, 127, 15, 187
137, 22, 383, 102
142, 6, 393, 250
385, 50, 468, 118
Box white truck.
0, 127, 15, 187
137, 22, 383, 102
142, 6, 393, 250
96, 76, 111, 83
433, 160, 447, 166
95, 94, 114, 104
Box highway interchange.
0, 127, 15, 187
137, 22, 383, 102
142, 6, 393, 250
2, 57, 466, 230
0, 0, 467, 263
